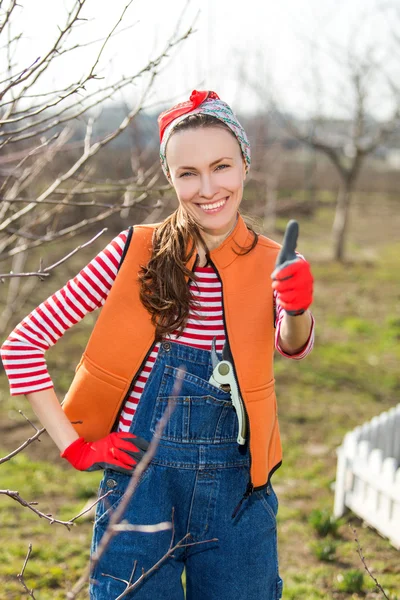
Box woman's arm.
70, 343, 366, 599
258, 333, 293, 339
277, 310, 313, 355
26, 387, 148, 472
26, 388, 79, 452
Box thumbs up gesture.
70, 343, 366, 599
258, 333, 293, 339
271, 220, 314, 316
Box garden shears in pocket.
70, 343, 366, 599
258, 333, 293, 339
209, 337, 247, 445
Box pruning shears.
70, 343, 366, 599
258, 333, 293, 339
209, 337, 246, 445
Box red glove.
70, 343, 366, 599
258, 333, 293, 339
61, 432, 149, 474
271, 220, 313, 316
272, 258, 313, 315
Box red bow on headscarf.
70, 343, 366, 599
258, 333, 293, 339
158, 90, 220, 142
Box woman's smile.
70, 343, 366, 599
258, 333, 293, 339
196, 196, 228, 213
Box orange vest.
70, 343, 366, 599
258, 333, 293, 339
63, 214, 283, 489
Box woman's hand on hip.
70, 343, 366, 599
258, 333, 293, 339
61, 432, 149, 474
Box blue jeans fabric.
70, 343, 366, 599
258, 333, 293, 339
90, 341, 283, 599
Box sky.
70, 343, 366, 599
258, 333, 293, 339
4, 0, 400, 119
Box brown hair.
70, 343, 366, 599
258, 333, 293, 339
139, 114, 258, 340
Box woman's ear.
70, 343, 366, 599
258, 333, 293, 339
242, 159, 247, 180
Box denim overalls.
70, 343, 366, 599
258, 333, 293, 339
90, 341, 284, 599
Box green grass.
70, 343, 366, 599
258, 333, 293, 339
310, 539, 339, 562
308, 509, 343, 538
0, 195, 399, 598
0, 452, 100, 598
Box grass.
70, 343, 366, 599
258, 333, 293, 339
0, 194, 399, 598
0, 453, 100, 598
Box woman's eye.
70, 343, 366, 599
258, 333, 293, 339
179, 165, 229, 177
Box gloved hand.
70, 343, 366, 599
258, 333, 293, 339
271, 220, 313, 316
61, 432, 149, 474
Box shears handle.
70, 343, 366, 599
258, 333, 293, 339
209, 361, 246, 445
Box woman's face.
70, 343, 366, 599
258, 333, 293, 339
166, 126, 246, 237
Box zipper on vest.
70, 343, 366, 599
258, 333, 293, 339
207, 258, 255, 519
111, 341, 156, 432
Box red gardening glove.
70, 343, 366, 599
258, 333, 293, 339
61, 432, 149, 474
272, 258, 313, 314
271, 220, 313, 315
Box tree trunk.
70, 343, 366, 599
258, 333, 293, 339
305, 147, 317, 210
264, 173, 278, 234
332, 180, 352, 262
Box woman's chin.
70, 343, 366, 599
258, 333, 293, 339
200, 214, 238, 238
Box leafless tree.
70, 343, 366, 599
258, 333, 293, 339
0, 0, 194, 334
279, 50, 400, 261
245, 10, 400, 261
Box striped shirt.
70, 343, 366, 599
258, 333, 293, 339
1, 229, 314, 433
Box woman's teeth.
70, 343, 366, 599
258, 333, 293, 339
199, 198, 227, 211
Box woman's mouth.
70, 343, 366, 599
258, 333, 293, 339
197, 197, 228, 213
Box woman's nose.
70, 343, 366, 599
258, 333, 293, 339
199, 175, 218, 199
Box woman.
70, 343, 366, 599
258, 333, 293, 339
1, 90, 314, 599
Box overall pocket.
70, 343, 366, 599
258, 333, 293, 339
158, 365, 231, 400
94, 466, 153, 529
150, 365, 237, 443
255, 484, 279, 528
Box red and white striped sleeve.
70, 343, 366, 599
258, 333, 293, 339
0, 230, 129, 396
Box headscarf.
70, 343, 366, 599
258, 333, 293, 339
158, 90, 251, 182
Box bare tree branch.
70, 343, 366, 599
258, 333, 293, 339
113, 531, 218, 600
0, 0, 18, 38
17, 544, 37, 599
0, 0, 86, 104
0, 227, 107, 279
0, 427, 45, 464
0, 194, 149, 261
0, 489, 77, 528
0, 2, 136, 130
0, 22, 192, 233
1, 21, 194, 147
0, 22, 138, 124
0, 487, 113, 529
351, 526, 391, 600
0, 133, 60, 198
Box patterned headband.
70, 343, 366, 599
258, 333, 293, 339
158, 90, 251, 182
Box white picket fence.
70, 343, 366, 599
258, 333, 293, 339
333, 404, 400, 550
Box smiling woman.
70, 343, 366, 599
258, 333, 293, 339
1, 89, 315, 600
